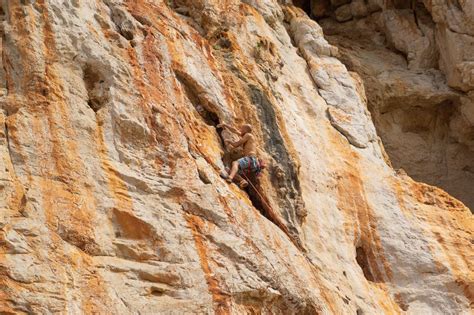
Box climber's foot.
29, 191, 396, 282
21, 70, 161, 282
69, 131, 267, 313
220, 170, 235, 184
238, 179, 248, 189
221, 172, 233, 183
220, 171, 229, 180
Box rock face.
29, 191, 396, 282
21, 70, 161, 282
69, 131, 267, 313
0, 0, 472, 314
319, 0, 474, 211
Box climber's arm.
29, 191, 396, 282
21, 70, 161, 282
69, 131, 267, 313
218, 123, 240, 135
227, 133, 250, 148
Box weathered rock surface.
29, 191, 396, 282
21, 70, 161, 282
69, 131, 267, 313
0, 0, 472, 314
320, 0, 474, 212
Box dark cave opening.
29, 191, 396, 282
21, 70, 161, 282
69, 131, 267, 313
293, 0, 312, 16
205, 110, 220, 127
292, 0, 414, 20
386, 0, 413, 9
293, 0, 333, 19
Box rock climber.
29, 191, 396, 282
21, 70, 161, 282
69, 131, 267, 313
218, 123, 265, 188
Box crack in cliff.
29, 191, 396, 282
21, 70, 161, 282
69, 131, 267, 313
3, 115, 15, 177
356, 246, 376, 282
165, 3, 309, 252
247, 84, 306, 221
214, 33, 307, 232
174, 70, 221, 127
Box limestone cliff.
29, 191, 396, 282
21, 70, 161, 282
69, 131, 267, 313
0, 0, 472, 314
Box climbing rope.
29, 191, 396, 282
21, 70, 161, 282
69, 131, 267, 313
240, 171, 304, 251
240, 172, 273, 214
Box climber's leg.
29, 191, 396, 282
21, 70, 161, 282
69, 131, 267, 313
227, 160, 239, 182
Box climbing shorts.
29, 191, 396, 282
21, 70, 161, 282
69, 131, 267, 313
237, 156, 262, 176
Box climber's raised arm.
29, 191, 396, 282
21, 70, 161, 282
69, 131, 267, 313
217, 122, 240, 135
226, 133, 252, 149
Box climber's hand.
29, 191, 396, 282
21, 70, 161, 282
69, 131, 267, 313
217, 123, 227, 129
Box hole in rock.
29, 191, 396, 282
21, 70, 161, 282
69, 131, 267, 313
293, 0, 334, 19
355, 246, 375, 282
83, 64, 109, 112
149, 286, 166, 296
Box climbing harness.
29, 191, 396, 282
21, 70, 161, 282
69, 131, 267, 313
238, 156, 264, 177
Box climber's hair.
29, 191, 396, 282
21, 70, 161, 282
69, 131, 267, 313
242, 124, 252, 133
